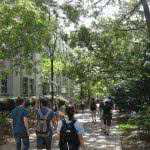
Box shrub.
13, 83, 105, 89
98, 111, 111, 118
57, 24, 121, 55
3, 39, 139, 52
0, 113, 9, 127
129, 106, 150, 133
119, 124, 137, 132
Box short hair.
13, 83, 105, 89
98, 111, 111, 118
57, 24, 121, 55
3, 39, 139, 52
40, 99, 48, 107
65, 105, 75, 120
16, 97, 25, 105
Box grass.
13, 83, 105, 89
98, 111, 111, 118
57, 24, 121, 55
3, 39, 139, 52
119, 124, 138, 132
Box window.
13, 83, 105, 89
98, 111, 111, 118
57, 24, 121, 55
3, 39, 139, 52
23, 77, 28, 96
0, 75, 8, 95
29, 79, 34, 96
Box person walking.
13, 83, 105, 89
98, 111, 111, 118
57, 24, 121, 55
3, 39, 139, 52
57, 105, 85, 150
99, 101, 104, 120
80, 101, 85, 113
11, 97, 30, 150
34, 99, 55, 150
90, 98, 97, 122
102, 101, 113, 135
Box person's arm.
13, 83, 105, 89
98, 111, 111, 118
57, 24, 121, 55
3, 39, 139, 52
23, 109, 30, 136
78, 134, 85, 150
24, 117, 30, 136
75, 121, 85, 150
56, 120, 62, 140
34, 101, 40, 110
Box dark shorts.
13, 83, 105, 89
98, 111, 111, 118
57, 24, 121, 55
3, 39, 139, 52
103, 114, 112, 126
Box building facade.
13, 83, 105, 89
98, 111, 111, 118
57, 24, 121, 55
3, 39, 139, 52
0, 62, 74, 98
0, 52, 74, 99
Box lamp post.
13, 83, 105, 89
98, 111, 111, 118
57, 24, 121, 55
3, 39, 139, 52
47, 0, 58, 107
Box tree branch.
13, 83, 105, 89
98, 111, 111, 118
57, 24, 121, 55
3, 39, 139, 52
119, 1, 141, 22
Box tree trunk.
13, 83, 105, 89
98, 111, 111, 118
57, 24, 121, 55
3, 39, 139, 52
141, 0, 150, 38
80, 83, 83, 100
51, 58, 54, 107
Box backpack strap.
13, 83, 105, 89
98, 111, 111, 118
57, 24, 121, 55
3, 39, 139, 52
38, 108, 51, 119
61, 119, 77, 129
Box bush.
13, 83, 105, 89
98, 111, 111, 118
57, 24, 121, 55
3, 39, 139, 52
0, 113, 9, 127
129, 106, 150, 133
119, 124, 137, 132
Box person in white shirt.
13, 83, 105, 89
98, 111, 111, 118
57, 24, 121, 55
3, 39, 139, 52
57, 105, 85, 150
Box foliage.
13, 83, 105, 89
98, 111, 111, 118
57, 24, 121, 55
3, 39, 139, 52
0, 113, 9, 127
0, 0, 56, 68
40, 54, 65, 80
111, 77, 150, 110
129, 106, 150, 133
63, 4, 80, 23
119, 124, 138, 132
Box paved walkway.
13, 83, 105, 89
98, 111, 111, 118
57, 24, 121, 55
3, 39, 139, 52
0, 110, 122, 150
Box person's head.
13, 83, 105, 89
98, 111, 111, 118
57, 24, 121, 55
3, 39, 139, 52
65, 105, 75, 120
40, 99, 48, 107
16, 97, 25, 106
105, 101, 109, 106
108, 96, 111, 99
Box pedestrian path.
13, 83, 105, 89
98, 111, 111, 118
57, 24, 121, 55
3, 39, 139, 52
0, 110, 122, 150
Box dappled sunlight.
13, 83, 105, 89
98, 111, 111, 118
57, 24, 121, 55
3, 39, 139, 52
0, 110, 122, 150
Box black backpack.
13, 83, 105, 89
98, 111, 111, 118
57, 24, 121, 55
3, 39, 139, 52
59, 119, 80, 150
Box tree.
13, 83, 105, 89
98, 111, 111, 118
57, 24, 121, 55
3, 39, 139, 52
0, 0, 56, 70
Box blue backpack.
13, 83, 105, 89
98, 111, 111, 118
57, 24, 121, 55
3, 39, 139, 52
59, 119, 80, 150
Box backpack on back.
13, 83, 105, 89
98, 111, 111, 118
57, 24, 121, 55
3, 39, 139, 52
59, 119, 80, 150
36, 108, 51, 136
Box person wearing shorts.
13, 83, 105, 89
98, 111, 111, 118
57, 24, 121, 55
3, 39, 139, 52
90, 99, 97, 122
102, 101, 112, 135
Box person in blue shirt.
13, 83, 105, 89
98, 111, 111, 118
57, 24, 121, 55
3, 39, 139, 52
34, 99, 55, 150
11, 97, 30, 150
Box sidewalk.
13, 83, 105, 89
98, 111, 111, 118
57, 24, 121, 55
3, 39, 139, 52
0, 110, 122, 150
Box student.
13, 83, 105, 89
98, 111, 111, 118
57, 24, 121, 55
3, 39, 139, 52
99, 101, 104, 120
11, 97, 30, 150
90, 98, 97, 122
57, 105, 85, 150
34, 99, 55, 150
102, 101, 112, 135
80, 101, 85, 113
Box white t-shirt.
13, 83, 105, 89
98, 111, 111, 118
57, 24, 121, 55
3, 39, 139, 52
57, 118, 84, 135
57, 118, 84, 150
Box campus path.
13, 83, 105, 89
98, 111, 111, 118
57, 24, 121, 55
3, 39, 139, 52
0, 110, 122, 150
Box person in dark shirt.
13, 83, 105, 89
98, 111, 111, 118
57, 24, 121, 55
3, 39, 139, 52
11, 97, 30, 150
102, 101, 112, 135
90, 98, 97, 122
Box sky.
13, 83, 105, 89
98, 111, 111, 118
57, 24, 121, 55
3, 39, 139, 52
57, 0, 131, 32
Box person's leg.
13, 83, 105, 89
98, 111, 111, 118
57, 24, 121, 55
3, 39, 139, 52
99, 110, 101, 120
15, 136, 21, 150
22, 136, 29, 150
37, 136, 45, 149
45, 131, 53, 150
91, 111, 94, 122
106, 119, 111, 135
93, 110, 96, 122
103, 119, 107, 134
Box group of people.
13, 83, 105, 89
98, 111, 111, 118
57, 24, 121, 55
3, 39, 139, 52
11, 96, 113, 150
11, 97, 85, 150
90, 97, 113, 135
